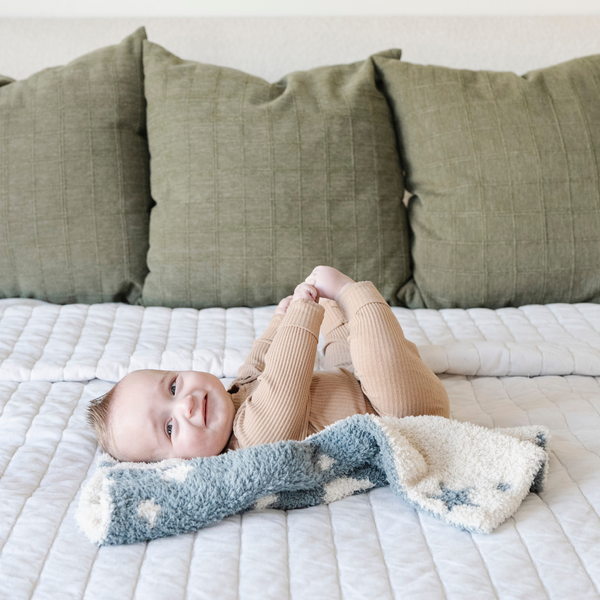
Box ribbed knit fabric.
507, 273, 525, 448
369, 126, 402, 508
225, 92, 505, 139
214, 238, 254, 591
227, 282, 450, 450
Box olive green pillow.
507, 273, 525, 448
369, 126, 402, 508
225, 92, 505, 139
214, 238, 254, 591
0, 27, 151, 304
142, 41, 410, 308
373, 53, 600, 309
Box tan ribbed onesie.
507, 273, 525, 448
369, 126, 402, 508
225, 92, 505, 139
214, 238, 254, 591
226, 281, 450, 451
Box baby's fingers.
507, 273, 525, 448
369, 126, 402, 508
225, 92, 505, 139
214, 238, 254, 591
292, 282, 319, 303
306, 284, 319, 301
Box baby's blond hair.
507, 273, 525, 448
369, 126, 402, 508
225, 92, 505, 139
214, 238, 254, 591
86, 384, 119, 455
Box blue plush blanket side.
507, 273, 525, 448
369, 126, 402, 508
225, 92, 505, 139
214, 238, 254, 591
76, 414, 549, 545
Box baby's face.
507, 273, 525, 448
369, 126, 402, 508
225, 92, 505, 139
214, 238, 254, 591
108, 369, 235, 462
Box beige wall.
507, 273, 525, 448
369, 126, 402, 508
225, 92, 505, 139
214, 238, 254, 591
2, 0, 600, 17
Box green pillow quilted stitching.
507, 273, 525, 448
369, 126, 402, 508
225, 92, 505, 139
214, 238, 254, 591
142, 41, 410, 308
0, 27, 151, 304
373, 54, 600, 309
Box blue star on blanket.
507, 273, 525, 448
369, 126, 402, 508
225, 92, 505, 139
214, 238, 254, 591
428, 483, 480, 511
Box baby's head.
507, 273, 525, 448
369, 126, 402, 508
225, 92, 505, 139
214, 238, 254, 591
87, 369, 235, 462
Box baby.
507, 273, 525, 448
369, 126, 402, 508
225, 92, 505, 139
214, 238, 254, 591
87, 266, 450, 462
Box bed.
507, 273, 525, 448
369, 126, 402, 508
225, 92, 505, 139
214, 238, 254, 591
1, 15, 600, 600
0, 299, 598, 599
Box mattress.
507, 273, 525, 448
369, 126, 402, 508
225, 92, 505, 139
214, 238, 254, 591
1, 298, 599, 600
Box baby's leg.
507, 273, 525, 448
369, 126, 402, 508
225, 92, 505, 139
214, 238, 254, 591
319, 298, 353, 372
337, 282, 450, 419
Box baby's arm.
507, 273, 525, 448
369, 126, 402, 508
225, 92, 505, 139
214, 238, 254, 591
234, 296, 295, 385
233, 283, 324, 447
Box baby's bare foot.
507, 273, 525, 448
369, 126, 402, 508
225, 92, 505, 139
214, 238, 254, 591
305, 266, 355, 301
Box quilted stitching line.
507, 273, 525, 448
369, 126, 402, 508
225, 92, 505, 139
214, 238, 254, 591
0, 382, 51, 480
460, 308, 487, 341
439, 309, 471, 344
366, 492, 396, 600
182, 531, 197, 600
27, 446, 100, 599
509, 516, 552, 600
0, 382, 82, 556
537, 450, 600, 596
0, 306, 42, 379
472, 342, 485, 377
126, 305, 150, 374
59, 304, 91, 381
0, 306, 28, 370
35, 305, 71, 377
564, 375, 600, 419
549, 442, 600, 521
485, 378, 593, 595
285, 511, 291, 600
492, 309, 517, 342
547, 305, 592, 349
326, 504, 343, 600
536, 377, 600, 460
501, 376, 600, 586
415, 511, 448, 599
466, 376, 496, 426
188, 309, 201, 373
95, 304, 123, 374
237, 513, 243, 600
159, 308, 177, 370
468, 534, 500, 600
412, 311, 435, 345
77, 542, 100, 600
0, 383, 18, 419
129, 541, 149, 600
573, 305, 600, 336
525, 306, 557, 343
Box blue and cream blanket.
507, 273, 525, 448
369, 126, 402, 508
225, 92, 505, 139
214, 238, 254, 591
76, 414, 550, 545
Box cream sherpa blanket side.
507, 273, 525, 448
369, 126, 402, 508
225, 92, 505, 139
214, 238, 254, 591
76, 415, 549, 545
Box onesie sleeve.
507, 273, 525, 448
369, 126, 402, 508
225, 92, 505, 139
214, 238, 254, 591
232, 299, 325, 448
230, 312, 285, 388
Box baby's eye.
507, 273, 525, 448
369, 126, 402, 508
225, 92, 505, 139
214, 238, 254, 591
166, 420, 173, 437
170, 381, 176, 395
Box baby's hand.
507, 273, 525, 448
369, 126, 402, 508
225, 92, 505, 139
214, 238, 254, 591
291, 282, 319, 304
304, 265, 355, 301
274, 295, 293, 316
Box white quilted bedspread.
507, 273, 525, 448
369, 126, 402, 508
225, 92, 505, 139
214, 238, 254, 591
1, 298, 599, 600
3, 300, 600, 382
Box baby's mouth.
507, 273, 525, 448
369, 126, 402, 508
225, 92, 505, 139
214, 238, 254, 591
203, 393, 208, 426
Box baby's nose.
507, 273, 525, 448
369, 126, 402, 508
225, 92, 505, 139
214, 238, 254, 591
177, 394, 195, 419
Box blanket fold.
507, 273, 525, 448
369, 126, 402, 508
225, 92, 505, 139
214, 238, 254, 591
76, 414, 549, 545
